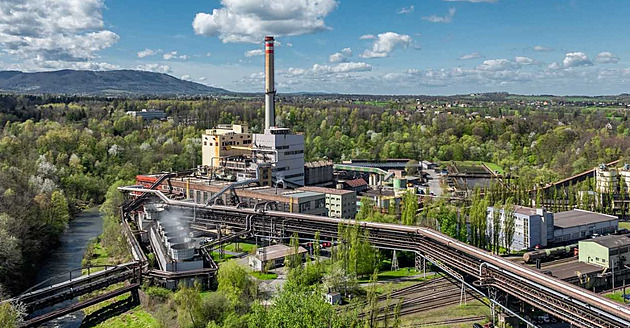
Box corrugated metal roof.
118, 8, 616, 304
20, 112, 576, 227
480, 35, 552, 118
581, 234, 630, 249
553, 209, 617, 228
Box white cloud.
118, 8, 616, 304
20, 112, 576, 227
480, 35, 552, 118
136, 64, 172, 74
595, 52, 619, 64
515, 56, 535, 65
329, 48, 352, 63
163, 51, 177, 60
285, 62, 371, 76
359, 34, 376, 40
192, 0, 338, 43
0, 0, 118, 70
163, 51, 189, 60
422, 8, 456, 23
459, 52, 482, 60
199, 77, 207, 81
563, 52, 593, 67
245, 49, 264, 57
359, 32, 412, 59
137, 48, 161, 58
533, 45, 553, 52
206, 52, 212, 57
398, 5, 414, 14
181, 74, 191, 81
547, 62, 561, 70
477, 59, 514, 71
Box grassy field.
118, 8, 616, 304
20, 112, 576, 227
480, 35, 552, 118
605, 290, 628, 304
210, 251, 236, 262
450, 161, 505, 175
93, 306, 160, 328
251, 271, 278, 280
357, 268, 427, 283
223, 242, 257, 253
619, 221, 630, 230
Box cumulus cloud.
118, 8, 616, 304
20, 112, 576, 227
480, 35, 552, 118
533, 45, 553, 52
595, 52, 619, 64
359, 32, 412, 59
459, 52, 482, 60
398, 5, 414, 14
515, 56, 535, 65
329, 47, 352, 63
0, 0, 118, 70
136, 64, 172, 74
138, 49, 158, 58
285, 62, 371, 76
563, 52, 593, 67
477, 59, 514, 71
163, 51, 189, 60
245, 49, 264, 57
422, 8, 456, 23
192, 0, 338, 43
181, 74, 191, 81
198, 77, 207, 81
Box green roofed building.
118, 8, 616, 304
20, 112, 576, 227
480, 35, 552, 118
578, 235, 630, 269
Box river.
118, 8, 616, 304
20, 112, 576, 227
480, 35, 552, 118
34, 208, 104, 328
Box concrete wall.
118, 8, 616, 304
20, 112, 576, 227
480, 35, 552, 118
554, 220, 618, 243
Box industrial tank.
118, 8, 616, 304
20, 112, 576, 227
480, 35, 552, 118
170, 243, 195, 261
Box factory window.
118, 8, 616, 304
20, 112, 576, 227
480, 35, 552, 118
277, 145, 289, 150
300, 202, 311, 212
204, 141, 207, 146
285, 150, 304, 155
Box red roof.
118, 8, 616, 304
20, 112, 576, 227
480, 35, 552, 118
345, 178, 367, 188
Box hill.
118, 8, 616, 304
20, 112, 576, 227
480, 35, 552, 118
0, 70, 231, 96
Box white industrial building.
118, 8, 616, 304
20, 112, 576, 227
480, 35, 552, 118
486, 206, 554, 251
487, 206, 619, 251
253, 128, 305, 186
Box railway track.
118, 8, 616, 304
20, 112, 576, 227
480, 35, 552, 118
403, 316, 486, 327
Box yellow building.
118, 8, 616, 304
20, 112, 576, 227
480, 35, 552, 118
202, 124, 252, 167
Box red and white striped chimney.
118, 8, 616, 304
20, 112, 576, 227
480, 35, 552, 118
264, 36, 275, 131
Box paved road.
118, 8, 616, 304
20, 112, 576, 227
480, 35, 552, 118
425, 170, 443, 196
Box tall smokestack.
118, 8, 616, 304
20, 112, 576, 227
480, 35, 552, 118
264, 36, 275, 131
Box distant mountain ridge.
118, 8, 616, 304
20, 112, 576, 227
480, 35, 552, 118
0, 69, 231, 96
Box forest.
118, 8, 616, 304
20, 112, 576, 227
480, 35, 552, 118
0, 93, 629, 298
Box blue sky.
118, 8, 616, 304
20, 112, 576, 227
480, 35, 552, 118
1, 0, 630, 95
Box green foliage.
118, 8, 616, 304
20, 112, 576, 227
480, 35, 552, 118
100, 180, 133, 260
217, 261, 258, 312
248, 280, 338, 328
173, 283, 204, 328
401, 191, 418, 226
0, 303, 22, 328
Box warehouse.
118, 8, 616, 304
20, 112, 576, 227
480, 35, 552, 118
553, 209, 618, 244
578, 235, 630, 269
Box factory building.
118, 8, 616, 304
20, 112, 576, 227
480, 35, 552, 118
487, 206, 619, 251
248, 244, 308, 272
486, 206, 553, 251
136, 174, 325, 216
578, 235, 630, 269
299, 186, 357, 219
552, 209, 618, 243
253, 128, 305, 186
304, 160, 334, 186
126, 109, 167, 121
202, 124, 252, 167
